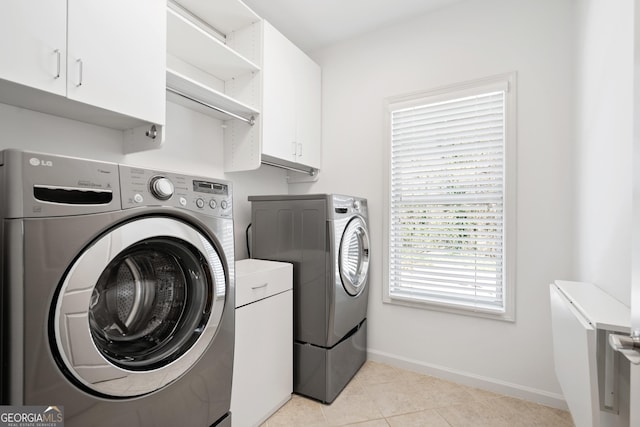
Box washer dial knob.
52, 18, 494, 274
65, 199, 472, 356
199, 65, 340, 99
150, 176, 174, 201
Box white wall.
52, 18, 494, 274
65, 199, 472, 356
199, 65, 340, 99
0, 101, 288, 259
574, 2, 635, 426
574, 1, 634, 307
295, 0, 576, 406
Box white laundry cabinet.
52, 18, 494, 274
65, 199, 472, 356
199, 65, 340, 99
231, 259, 293, 427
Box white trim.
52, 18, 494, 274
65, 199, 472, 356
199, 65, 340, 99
367, 348, 568, 410
387, 76, 510, 112
382, 72, 517, 322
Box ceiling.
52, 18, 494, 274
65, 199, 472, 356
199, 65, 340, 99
242, 0, 464, 53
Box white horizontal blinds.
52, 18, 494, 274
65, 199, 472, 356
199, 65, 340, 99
389, 90, 506, 312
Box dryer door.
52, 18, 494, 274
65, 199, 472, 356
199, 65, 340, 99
52, 217, 227, 397
339, 216, 370, 296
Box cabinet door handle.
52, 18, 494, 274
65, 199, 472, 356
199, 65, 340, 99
54, 49, 61, 79
76, 59, 83, 87
297, 143, 303, 158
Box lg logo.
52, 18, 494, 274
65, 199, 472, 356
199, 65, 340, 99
29, 157, 53, 167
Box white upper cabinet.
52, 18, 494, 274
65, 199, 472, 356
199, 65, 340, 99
0, 0, 166, 148
262, 22, 297, 164
66, 0, 166, 126
293, 47, 322, 170
0, 0, 67, 96
262, 21, 322, 171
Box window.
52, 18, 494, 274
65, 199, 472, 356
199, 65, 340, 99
383, 73, 516, 320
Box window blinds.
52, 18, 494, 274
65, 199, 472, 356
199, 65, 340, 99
389, 90, 506, 313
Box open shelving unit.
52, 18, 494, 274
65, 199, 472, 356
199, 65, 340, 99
166, 0, 261, 123
165, 0, 321, 175
166, 0, 264, 171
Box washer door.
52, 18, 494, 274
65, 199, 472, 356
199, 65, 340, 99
53, 217, 227, 398
338, 216, 370, 296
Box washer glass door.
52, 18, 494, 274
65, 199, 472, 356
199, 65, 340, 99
339, 216, 370, 296
53, 217, 227, 397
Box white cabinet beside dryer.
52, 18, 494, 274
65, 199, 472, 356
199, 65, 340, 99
261, 21, 322, 171
231, 259, 293, 427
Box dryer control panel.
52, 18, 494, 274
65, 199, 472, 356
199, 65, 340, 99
329, 194, 368, 220
119, 165, 232, 218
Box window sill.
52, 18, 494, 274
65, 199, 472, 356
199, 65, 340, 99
383, 294, 515, 322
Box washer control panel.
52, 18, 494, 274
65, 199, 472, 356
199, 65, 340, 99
149, 176, 174, 200
119, 165, 232, 218
3, 149, 121, 218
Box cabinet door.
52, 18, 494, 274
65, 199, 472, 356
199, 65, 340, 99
231, 291, 292, 427
66, 0, 166, 125
295, 53, 322, 169
262, 21, 297, 163
0, 0, 66, 96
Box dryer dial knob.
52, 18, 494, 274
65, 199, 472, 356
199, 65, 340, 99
353, 200, 361, 211
150, 176, 174, 201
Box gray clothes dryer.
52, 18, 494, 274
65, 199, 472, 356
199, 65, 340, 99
0, 150, 235, 427
249, 194, 370, 403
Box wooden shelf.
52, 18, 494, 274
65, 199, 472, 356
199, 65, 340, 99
167, 7, 260, 81
166, 68, 259, 122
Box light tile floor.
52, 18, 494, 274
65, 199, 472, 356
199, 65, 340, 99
263, 361, 575, 427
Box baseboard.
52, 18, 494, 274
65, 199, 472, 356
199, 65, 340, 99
367, 349, 568, 410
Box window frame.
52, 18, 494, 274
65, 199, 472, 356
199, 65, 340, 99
382, 72, 517, 321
